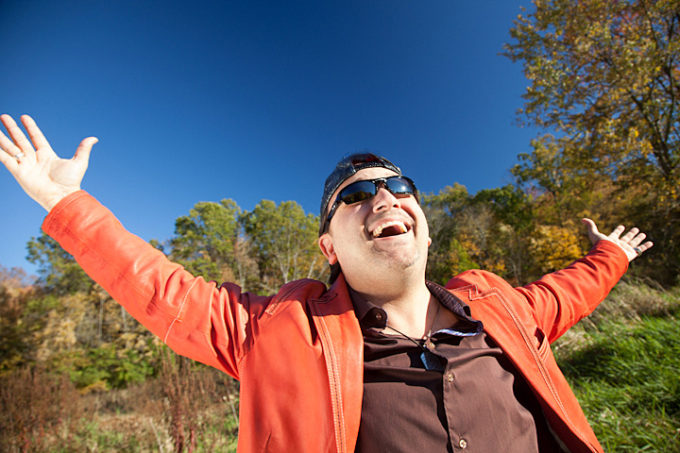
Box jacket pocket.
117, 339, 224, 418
534, 327, 551, 362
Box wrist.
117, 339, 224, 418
41, 188, 80, 212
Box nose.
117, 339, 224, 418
371, 186, 401, 213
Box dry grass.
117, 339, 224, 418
0, 366, 83, 452
0, 354, 240, 453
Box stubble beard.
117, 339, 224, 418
370, 240, 424, 274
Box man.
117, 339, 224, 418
0, 114, 653, 452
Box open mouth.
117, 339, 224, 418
371, 220, 411, 238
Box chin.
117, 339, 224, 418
380, 248, 424, 272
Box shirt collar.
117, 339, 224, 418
349, 281, 482, 335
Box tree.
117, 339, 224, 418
242, 200, 326, 293
27, 233, 95, 295
505, 0, 680, 284
169, 199, 256, 288
472, 185, 537, 284
423, 184, 479, 284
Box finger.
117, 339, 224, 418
0, 114, 34, 154
0, 127, 21, 156
0, 142, 19, 172
608, 225, 625, 240
638, 241, 653, 253
629, 232, 646, 247
621, 227, 640, 243
73, 137, 98, 164
581, 218, 605, 245
20, 115, 51, 150
581, 218, 599, 235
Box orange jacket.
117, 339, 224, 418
43, 191, 628, 453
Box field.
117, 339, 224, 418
1, 280, 678, 452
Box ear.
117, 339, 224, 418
318, 234, 338, 265
428, 237, 432, 247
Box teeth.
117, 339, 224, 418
372, 220, 408, 237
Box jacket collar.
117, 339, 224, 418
309, 274, 363, 453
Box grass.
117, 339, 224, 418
554, 280, 680, 452
2, 280, 678, 452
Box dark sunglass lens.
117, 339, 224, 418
340, 181, 376, 204
386, 177, 415, 195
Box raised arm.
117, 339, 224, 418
0, 114, 98, 211
1, 114, 264, 379
518, 220, 654, 342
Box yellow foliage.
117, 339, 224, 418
530, 225, 586, 273
35, 293, 89, 362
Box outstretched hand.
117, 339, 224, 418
0, 114, 97, 211
582, 218, 654, 262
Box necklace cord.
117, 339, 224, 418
383, 300, 441, 351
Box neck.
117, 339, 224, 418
347, 274, 438, 338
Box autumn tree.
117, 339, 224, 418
19, 235, 154, 389
505, 0, 680, 284
0, 274, 37, 372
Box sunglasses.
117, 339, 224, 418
322, 176, 418, 233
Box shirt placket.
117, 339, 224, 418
427, 335, 472, 452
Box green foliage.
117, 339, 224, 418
27, 233, 95, 295
473, 184, 534, 232
170, 199, 247, 284
423, 184, 476, 283
242, 199, 326, 292
424, 184, 546, 285
167, 198, 326, 293
52, 343, 155, 390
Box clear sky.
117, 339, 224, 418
1, 0, 539, 276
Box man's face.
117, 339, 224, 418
318, 167, 431, 286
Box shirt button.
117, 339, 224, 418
458, 438, 468, 449
444, 372, 454, 383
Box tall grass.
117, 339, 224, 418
554, 280, 680, 452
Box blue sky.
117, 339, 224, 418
1, 0, 539, 275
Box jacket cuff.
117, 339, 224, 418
588, 239, 629, 280
42, 190, 92, 234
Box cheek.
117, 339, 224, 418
331, 206, 368, 235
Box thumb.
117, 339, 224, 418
581, 218, 601, 245
73, 137, 98, 164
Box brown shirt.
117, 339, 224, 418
353, 281, 563, 453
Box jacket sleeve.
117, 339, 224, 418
515, 240, 629, 343
42, 190, 265, 379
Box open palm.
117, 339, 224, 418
582, 218, 654, 262
0, 114, 98, 211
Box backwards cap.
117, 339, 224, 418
319, 153, 402, 236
